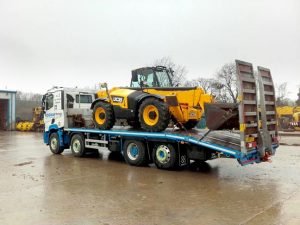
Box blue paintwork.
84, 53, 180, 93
130, 146, 139, 157
57, 129, 65, 148
43, 124, 59, 145
43, 127, 70, 150
1, 92, 16, 130
159, 151, 165, 158
43, 131, 49, 144
49, 124, 59, 131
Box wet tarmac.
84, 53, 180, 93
0, 131, 300, 225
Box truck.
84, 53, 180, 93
42, 60, 279, 170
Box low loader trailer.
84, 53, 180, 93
42, 60, 279, 170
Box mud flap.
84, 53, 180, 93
178, 143, 188, 167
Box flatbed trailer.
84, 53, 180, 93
43, 126, 278, 169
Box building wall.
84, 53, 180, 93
0, 91, 16, 130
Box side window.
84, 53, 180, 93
145, 73, 155, 87
67, 94, 74, 108
156, 71, 172, 87
46, 94, 54, 110
76, 95, 92, 104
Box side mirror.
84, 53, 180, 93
139, 80, 148, 88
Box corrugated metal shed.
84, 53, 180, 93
0, 90, 17, 130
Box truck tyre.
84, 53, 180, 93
183, 120, 198, 129
139, 98, 170, 132
123, 140, 147, 166
93, 101, 115, 130
49, 132, 64, 154
152, 144, 178, 170
70, 134, 86, 157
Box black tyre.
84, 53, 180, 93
138, 98, 170, 132
93, 101, 115, 130
70, 134, 86, 157
152, 144, 178, 170
183, 120, 198, 129
49, 132, 64, 154
123, 140, 148, 166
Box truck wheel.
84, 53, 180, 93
70, 134, 86, 157
183, 120, 198, 129
49, 132, 64, 154
139, 98, 170, 132
93, 101, 115, 130
152, 144, 178, 170
123, 140, 147, 166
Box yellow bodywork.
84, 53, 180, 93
96, 86, 213, 124
293, 112, 300, 131
276, 106, 300, 130
16, 121, 34, 131
16, 107, 44, 132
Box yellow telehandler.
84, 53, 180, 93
91, 66, 213, 132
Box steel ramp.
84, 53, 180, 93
257, 66, 278, 156
235, 60, 260, 154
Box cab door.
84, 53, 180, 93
44, 91, 64, 131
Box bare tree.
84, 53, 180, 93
296, 87, 300, 106
184, 78, 211, 92
153, 57, 188, 86
15, 91, 43, 121
184, 77, 223, 98
214, 62, 238, 103
276, 82, 293, 106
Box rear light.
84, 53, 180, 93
262, 152, 272, 162
246, 141, 257, 149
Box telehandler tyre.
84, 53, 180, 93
138, 97, 170, 132
93, 101, 115, 130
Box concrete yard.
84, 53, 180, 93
0, 131, 300, 225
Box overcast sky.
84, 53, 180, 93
0, 0, 299, 99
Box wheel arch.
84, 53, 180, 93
90, 98, 109, 110
44, 124, 59, 145
137, 93, 164, 105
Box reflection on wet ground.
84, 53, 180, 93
0, 131, 299, 225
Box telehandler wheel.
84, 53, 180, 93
183, 120, 198, 130
49, 132, 64, 154
123, 140, 148, 166
138, 98, 170, 132
93, 101, 115, 130
152, 144, 178, 170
